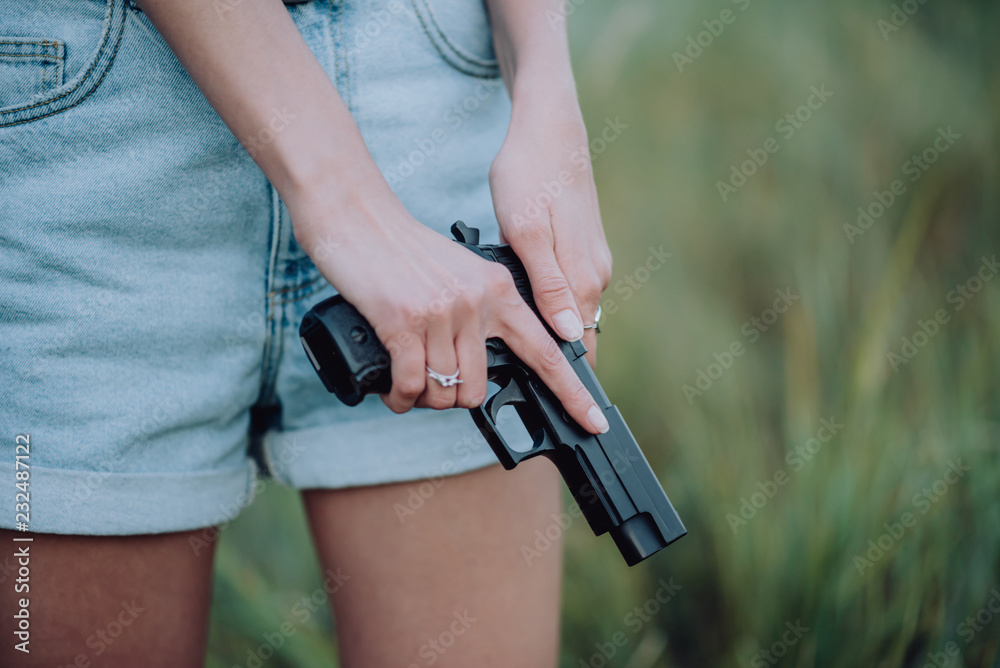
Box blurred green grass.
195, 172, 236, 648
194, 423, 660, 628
207, 1, 1000, 666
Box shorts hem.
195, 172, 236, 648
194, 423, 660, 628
261, 408, 500, 490
0, 460, 258, 536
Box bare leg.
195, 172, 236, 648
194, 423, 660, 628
302, 459, 563, 668
0, 529, 216, 667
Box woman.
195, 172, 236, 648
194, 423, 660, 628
0, 0, 611, 664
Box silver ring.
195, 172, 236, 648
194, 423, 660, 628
583, 305, 602, 333
426, 366, 463, 387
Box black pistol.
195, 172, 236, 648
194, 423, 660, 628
299, 222, 686, 566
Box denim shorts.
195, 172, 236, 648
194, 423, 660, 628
0, 0, 509, 534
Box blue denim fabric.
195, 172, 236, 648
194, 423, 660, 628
0, 0, 508, 534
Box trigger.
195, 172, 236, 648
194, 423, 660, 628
486, 378, 528, 423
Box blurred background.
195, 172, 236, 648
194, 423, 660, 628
207, 0, 1000, 666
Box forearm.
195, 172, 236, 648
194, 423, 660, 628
485, 0, 579, 109
136, 0, 393, 235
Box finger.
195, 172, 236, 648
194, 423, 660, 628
576, 291, 602, 371
454, 324, 488, 409
416, 318, 459, 410
498, 302, 608, 434
381, 328, 426, 414
582, 327, 597, 370
504, 221, 584, 343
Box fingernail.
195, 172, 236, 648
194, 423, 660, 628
588, 405, 609, 434
554, 309, 584, 341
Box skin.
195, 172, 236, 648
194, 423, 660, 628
303, 458, 564, 668
13, 0, 611, 664
0, 529, 216, 666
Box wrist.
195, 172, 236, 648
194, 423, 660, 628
507, 80, 587, 148
285, 162, 411, 255
508, 60, 578, 111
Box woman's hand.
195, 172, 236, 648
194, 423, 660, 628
488, 92, 613, 369
290, 176, 610, 435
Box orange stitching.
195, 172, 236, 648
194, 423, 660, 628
0, 0, 117, 117
266, 274, 324, 297
0, 1, 124, 127
0, 40, 60, 45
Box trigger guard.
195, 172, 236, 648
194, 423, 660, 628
486, 377, 529, 423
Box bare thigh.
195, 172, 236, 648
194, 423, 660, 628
302, 459, 564, 668
0, 529, 216, 667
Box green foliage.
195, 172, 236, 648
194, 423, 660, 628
208, 1, 1000, 666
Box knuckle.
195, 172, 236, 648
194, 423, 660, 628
519, 221, 552, 245
395, 377, 425, 399
486, 264, 515, 292
393, 303, 423, 330
459, 385, 488, 408
578, 276, 605, 306
567, 381, 594, 410
537, 336, 565, 374
596, 256, 613, 289
385, 399, 410, 415
426, 393, 454, 410
456, 282, 486, 311
533, 274, 572, 302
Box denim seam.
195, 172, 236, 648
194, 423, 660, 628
416, 0, 497, 67
270, 279, 327, 306
257, 185, 285, 406
0, 0, 125, 128
408, 0, 500, 78
0, 40, 62, 46
0, 1, 114, 114
267, 274, 324, 298
330, 0, 352, 111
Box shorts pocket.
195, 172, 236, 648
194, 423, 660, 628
0, 38, 66, 108
0, 0, 127, 128
409, 0, 500, 78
